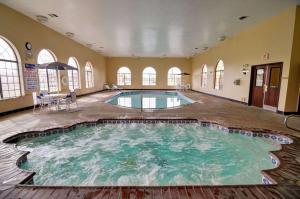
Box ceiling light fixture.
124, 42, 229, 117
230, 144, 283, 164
218, 36, 226, 41
194, 48, 199, 50
65, 32, 74, 38
36, 15, 48, 23
239, 16, 249, 20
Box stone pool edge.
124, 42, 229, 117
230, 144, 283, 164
1, 118, 297, 187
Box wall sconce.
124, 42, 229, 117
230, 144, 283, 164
242, 64, 249, 75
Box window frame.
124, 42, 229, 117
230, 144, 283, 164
167, 67, 182, 86
85, 62, 94, 88
37, 49, 59, 93
117, 66, 131, 86
214, 60, 224, 90
0, 36, 22, 100
201, 64, 208, 88
142, 67, 156, 86
67, 57, 80, 90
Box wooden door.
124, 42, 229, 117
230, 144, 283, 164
264, 63, 282, 108
251, 66, 266, 107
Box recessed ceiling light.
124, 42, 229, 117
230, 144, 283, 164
218, 36, 226, 41
239, 16, 249, 20
65, 32, 74, 38
48, 13, 58, 18
36, 15, 48, 23
194, 48, 199, 50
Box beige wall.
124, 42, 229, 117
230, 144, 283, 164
286, 6, 300, 112
106, 57, 192, 89
1, 3, 299, 114
191, 6, 297, 112
0, 4, 106, 113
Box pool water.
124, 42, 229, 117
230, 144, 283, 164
17, 123, 280, 186
105, 91, 193, 109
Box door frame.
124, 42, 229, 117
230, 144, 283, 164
248, 62, 283, 110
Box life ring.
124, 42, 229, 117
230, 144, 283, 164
61, 75, 68, 86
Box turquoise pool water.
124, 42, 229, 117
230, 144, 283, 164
105, 91, 193, 109
17, 123, 280, 186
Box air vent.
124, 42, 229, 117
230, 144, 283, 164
36, 15, 48, 23
48, 13, 59, 18
218, 36, 226, 41
65, 32, 74, 38
239, 16, 249, 20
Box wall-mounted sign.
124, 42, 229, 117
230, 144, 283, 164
24, 63, 38, 91
25, 63, 36, 69
263, 53, 270, 60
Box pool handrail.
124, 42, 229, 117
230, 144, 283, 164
284, 114, 300, 132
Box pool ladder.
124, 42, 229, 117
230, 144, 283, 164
284, 114, 300, 132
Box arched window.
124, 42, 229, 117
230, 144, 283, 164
85, 62, 94, 88
142, 67, 156, 86
37, 49, 58, 92
201, 65, 208, 88
167, 67, 181, 86
68, 57, 80, 90
215, 60, 224, 90
0, 37, 21, 99
117, 67, 131, 86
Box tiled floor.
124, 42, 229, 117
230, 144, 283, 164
0, 90, 299, 199
0, 90, 299, 139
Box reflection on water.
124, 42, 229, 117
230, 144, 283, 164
142, 97, 156, 109
117, 96, 184, 108
118, 97, 132, 107
108, 91, 193, 109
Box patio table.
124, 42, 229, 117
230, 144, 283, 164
41, 93, 69, 111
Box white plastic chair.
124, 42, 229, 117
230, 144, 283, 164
32, 92, 41, 112
61, 91, 78, 111
112, 84, 122, 90
104, 84, 111, 90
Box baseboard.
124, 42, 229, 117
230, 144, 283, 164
276, 110, 299, 115
0, 89, 105, 117
191, 90, 248, 105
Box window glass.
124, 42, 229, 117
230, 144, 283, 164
37, 49, 58, 92
85, 62, 94, 88
143, 67, 156, 86
0, 37, 21, 99
255, 69, 264, 87
269, 67, 281, 88
215, 60, 224, 90
167, 67, 181, 86
201, 65, 208, 88
68, 57, 80, 90
117, 67, 131, 86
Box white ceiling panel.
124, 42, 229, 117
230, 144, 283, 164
1, 0, 299, 57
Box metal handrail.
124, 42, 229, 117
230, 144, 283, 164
284, 114, 300, 132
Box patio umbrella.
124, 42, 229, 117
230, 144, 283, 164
179, 72, 190, 85
179, 72, 191, 76
36, 62, 78, 93
37, 62, 78, 70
